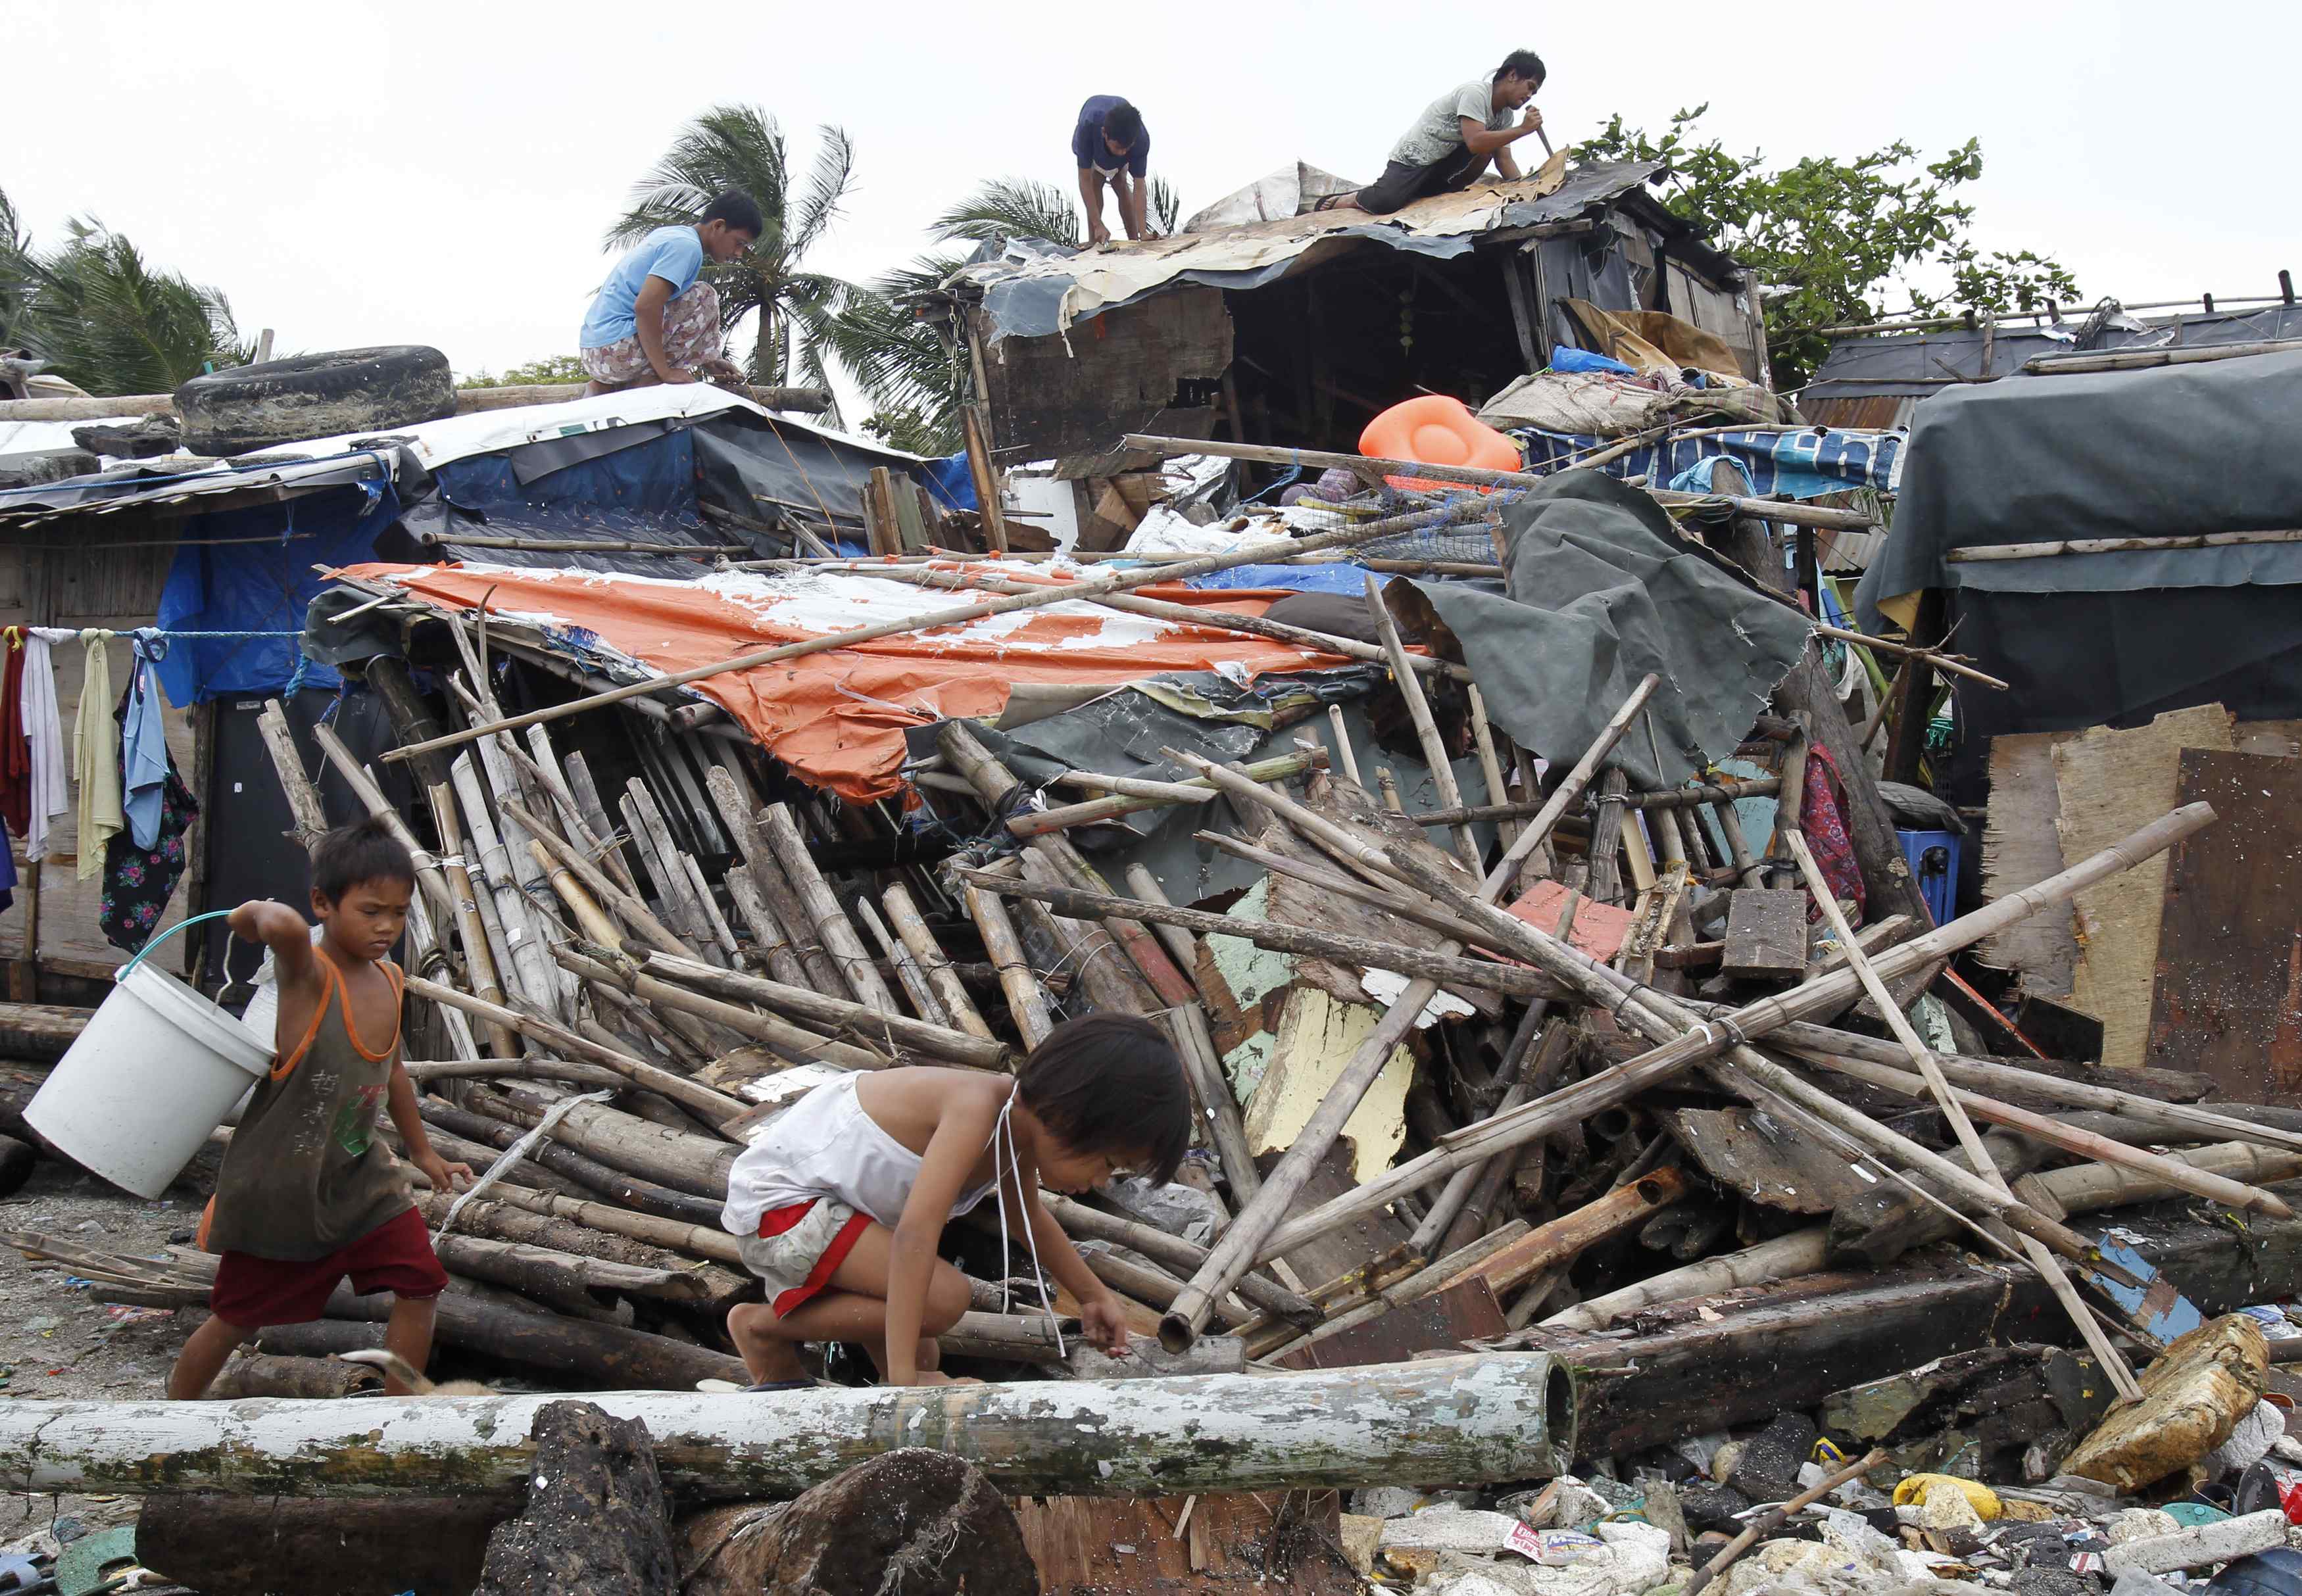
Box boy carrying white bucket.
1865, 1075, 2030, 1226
167, 817, 472, 1399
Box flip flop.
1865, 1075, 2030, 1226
743, 1378, 819, 1393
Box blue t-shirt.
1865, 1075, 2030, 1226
579, 226, 706, 350
1071, 95, 1148, 178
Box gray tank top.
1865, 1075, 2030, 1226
205, 952, 412, 1261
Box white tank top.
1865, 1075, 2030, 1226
720, 1073, 1004, 1236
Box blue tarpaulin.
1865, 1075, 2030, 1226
1518, 427, 1901, 500
155, 476, 401, 704
924, 454, 977, 512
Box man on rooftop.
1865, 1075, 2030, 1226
1073, 96, 1152, 246
579, 189, 762, 395
1326, 50, 1548, 216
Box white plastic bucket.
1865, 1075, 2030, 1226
26, 919, 275, 1199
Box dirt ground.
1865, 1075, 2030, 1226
0, 1153, 203, 1551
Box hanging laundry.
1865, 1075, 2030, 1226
0, 630, 29, 840
71, 629, 122, 881
121, 632, 171, 852
21, 629, 68, 863
101, 764, 194, 954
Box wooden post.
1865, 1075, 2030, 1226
961, 405, 1008, 554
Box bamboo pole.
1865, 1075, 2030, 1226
1124, 864, 1207, 1004
1364, 574, 1479, 871
948, 867, 1564, 1002
1252, 801, 2218, 1264
1152, 677, 1660, 1350
1786, 829, 2141, 1397
403, 974, 750, 1125
559, 946, 890, 1074
631, 948, 1008, 1071
1004, 750, 1324, 839
1046, 1193, 1313, 1322
757, 804, 903, 1015
699, 767, 825, 993
939, 724, 1194, 1007
965, 883, 1054, 1046
883, 884, 995, 1042
449, 754, 559, 1007
856, 898, 949, 1027
428, 785, 521, 1057
1438, 1169, 1688, 1298
378, 496, 1500, 765
1167, 1001, 1261, 1207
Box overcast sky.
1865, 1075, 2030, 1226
11, 0, 2288, 389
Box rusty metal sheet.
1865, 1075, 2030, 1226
2147, 747, 2302, 1103
1274, 1276, 1506, 1370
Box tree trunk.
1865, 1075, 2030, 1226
677, 1450, 1036, 1596
139, 1493, 519, 1596
414, 1191, 753, 1311
0, 1352, 1573, 1499
251, 1283, 750, 1389
479, 1402, 675, 1596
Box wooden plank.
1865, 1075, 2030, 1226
1659, 1106, 1873, 1214
1274, 1276, 1505, 1370
1014, 1491, 1360, 1593
1240, 986, 1415, 1186
2148, 748, 2302, 1103
1979, 729, 2078, 997
2055, 706, 2235, 1069
1984, 719, 2302, 1000
1722, 889, 1809, 980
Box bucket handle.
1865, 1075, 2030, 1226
116, 909, 258, 998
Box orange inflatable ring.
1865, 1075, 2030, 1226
1359, 395, 1521, 492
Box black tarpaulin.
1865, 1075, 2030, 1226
1409, 472, 1813, 788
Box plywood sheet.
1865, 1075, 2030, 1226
1240, 985, 1413, 1184
2147, 748, 2302, 1104
1274, 1276, 1506, 1369
2054, 706, 2236, 1069
1984, 720, 2302, 1000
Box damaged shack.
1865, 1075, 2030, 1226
4, 178, 2302, 1596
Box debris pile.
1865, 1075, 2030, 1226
6, 359, 2302, 1596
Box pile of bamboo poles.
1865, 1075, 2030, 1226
15, 450, 2298, 1487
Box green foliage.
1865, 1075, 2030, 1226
929, 172, 1183, 248
609, 104, 863, 398
0, 195, 247, 394
1575, 109, 2080, 388
820, 254, 967, 456
457, 353, 589, 389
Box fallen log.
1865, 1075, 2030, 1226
0, 1352, 1575, 1499
0, 1001, 92, 1063
249, 1294, 748, 1390
631, 946, 1010, 1071
1531, 1184, 2302, 1461
412, 1192, 751, 1309
460, 1082, 737, 1197
417, 1100, 725, 1225
677, 1450, 1035, 1596
478, 1182, 746, 1267
139, 1493, 520, 1596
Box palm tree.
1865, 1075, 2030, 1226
608, 105, 862, 397
819, 255, 970, 454
3, 208, 246, 394
929, 175, 1182, 247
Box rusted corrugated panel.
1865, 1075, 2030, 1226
1803, 395, 1911, 431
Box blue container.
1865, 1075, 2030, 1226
1897, 829, 1961, 926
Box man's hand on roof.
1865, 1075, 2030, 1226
1519, 105, 1544, 134
661, 367, 699, 385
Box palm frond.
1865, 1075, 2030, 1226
930, 177, 1080, 247
1150, 176, 1182, 234
787, 125, 856, 262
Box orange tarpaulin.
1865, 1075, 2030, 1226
344, 560, 1356, 802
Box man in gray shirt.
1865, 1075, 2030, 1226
1329, 50, 1548, 216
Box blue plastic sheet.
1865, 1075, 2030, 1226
1184, 562, 1391, 596
923, 454, 977, 512
1519, 427, 1901, 501
154, 477, 401, 704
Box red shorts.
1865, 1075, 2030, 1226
742, 1199, 872, 1317
209, 1207, 449, 1329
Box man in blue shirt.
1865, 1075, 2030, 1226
579, 189, 762, 394
1072, 97, 1150, 246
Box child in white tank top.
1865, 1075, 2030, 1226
723, 1014, 1191, 1388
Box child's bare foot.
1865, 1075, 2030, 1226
727, 1304, 807, 1385
911, 1371, 981, 1387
